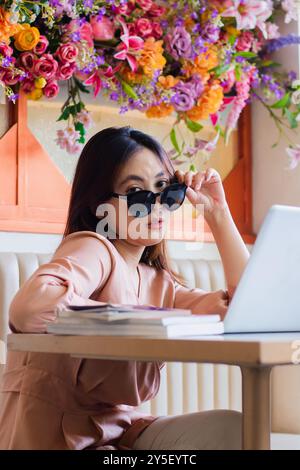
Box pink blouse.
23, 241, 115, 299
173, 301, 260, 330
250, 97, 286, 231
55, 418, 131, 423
0, 231, 218, 450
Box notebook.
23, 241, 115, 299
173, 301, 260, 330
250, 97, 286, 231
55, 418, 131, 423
47, 303, 224, 337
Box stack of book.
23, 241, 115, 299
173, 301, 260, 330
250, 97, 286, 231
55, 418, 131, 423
47, 303, 224, 337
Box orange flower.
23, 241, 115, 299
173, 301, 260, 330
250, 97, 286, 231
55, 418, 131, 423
184, 17, 195, 32
120, 66, 144, 84
184, 47, 219, 84
186, 81, 224, 121
195, 47, 219, 71
0, 7, 22, 44
146, 103, 174, 118
138, 38, 166, 77
158, 75, 179, 89
14, 24, 40, 51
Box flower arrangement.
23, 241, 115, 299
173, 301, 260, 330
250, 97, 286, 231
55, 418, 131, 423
0, 0, 300, 168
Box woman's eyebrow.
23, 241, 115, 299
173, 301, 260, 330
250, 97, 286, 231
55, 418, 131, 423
120, 171, 166, 186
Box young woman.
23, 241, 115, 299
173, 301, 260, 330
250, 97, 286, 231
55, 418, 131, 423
0, 126, 249, 450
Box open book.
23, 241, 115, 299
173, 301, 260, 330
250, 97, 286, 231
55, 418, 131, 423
47, 303, 224, 337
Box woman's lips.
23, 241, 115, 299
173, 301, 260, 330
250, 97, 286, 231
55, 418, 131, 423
148, 218, 164, 229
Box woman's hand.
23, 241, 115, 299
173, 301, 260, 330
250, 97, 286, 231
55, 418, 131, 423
175, 167, 228, 218
192, 289, 230, 321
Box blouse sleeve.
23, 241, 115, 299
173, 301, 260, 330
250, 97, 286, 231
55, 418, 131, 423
174, 282, 222, 315
9, 231, 113, 333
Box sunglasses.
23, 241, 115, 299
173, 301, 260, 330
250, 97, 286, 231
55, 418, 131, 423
111, 181, 188, 218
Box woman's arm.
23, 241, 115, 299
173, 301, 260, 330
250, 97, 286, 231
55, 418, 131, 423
175, 167, 250, 299
205, 206, 250, 298
9, 231, 113, 333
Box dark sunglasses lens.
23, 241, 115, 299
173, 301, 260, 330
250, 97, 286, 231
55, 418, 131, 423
161, 184, 186, 211
127, 191, 153, 218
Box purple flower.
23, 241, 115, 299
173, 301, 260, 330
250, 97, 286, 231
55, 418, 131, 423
201, 23, 220, 43
171, 76, 204, 112
165, 26, 192, 60
262, 34, 300, 54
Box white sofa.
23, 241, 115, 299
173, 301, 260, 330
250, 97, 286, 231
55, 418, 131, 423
0, 245, 300, 449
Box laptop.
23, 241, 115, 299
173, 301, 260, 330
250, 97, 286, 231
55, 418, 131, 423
224, 204, 300, 333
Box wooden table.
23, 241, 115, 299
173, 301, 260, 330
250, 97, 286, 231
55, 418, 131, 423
7, 332, 300, 450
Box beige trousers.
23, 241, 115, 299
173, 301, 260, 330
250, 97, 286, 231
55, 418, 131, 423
132, 410, 242, 450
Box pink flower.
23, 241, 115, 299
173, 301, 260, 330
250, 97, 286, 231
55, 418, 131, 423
33, 36, 49, 55
136, 0, 153, 11
84, 63, 121, 97
56, 61, 77, 80
286, 145, 300, 170
151, 22, 163, 39
56, 126, 83, 154
113, 1, 135, 16
222, 0, 273, 37
84, 71, 103, 97
75, 110, 93, 129
236, 31, 254, 52
148, 4, 167, 17
18, 52, 36, 71
0, 67, 20, 85
55, 43, 78, 63
90, 15, 115, 40
33, 54, 58, 80
264, 22, 280, 39
21, 77, 35, 93
43, 80, 59, 98
78, 22, 94, 47
114, 19, 144, 72
226, 73, 252, 135
0, 43, 13, 57
282, 0, 299, 24
136, 18, 153, 38
66, 20, 94, 48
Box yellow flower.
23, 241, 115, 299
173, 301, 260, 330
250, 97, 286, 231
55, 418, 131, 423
186, 81, 224, 121
14, 24, 40, 51
0, 7, 22, 44
146, 103, 174, 118
26, 88, 43, 101
34, 77, 47, 89
138, 38, 166, 77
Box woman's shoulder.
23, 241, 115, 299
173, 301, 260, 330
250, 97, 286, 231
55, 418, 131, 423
55, 231, 120, 269
61, 231, 118, 254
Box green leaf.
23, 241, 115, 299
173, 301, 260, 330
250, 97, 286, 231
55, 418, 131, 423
228, 35, 236, 46
185, 117, 203, 133
211, 63, 231, 77
74, 77, 90, 94
284, 108, 298, 129
121, 80, 138, 100
235, 65, 242, 81
258, 60, 280, 68
76, 101, 85, 112
170, 128, 180, 154
189, 164, 196, 172
57, 107, 71, 121
271, 92, 291, 109
234, 51, 257, 59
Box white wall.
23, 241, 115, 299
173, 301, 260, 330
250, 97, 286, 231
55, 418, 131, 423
252, 15, 300, 232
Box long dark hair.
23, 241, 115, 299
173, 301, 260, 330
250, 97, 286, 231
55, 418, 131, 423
63, 126, 185, 284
